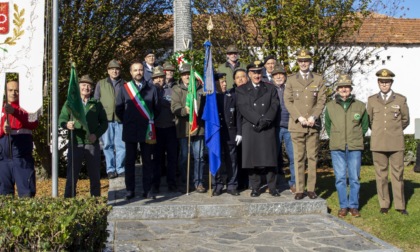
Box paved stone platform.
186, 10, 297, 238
107, 214, 400, 252
106, 166, 400, 251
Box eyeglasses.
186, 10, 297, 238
227, 52, 238, 55
249, 70, 262, 74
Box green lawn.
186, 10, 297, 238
316, 165, 420, 251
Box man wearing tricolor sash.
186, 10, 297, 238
116, 60, 159, 200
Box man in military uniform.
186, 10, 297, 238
367, 69, 410, 215
284, 49, 326, 200
236, 60, 280, 197
217, 45, 247, 89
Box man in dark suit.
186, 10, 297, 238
211, 73, 242, 196
236, 60, 280, 197
262, 55, 276, 83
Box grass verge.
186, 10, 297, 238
317, 165, 420, 252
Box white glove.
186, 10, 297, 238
298, 116, 307, 126
235, 135, 242, 146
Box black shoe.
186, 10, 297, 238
108, 172, 118, 179
269, 189, 280, 197
118, 172, 125, 177
227, 189, 240, 196
250, 189, 260, 197
125, 191, 135, 200
142, 191, 156, 199
168, 185, 178, 192
396, 209, 409, 215
380, 208, 389, 214
212, 190, 222, 196
152, 186, 160, 194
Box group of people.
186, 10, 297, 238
0, 46, 410, 218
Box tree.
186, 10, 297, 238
191, 0, 406, 77
35, 0, 172, 177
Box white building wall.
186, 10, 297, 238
350, 45, 420, 134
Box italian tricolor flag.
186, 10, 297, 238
186, 65, 198, 134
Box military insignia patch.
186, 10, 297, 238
354, 113, 361, 120
254, 60, 262, 67
300, 50, 307, 57
381, 70, 388, 77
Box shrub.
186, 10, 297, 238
0, 196, 111, 251
317, 135, 418, 167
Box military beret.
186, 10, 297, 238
233, 68, 247, 78
296, 49, 312, 60
152, 66, 165, 78
247, 60, 264, 71
376, 68, 395, 80
179, 63, 191, 74
264, 55, 276, 65
214, 72, 226, 81
271, 64, 287, 75
79, 74, 94, 85
335, 74, 353, 89
107, 59, 121, 69
226, 45, 239, 54
163, 61, 175, 71
144, 49, 155, 58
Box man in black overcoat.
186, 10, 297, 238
236, 60, 280, 197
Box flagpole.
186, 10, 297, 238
3, 79, 12, 159
51, 0, 59, 197
186, 127, 191, 195
70, 114, 75, 198
207, 16, 214, 197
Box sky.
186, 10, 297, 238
401, 0, 420, 18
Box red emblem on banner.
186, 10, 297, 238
0, 2, 9, 35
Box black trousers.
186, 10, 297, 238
153, 126, 178, 187
212, 142, 238, 192
248, 167, 276, 191
64, 143, 101, 198
125, 141, 156, 193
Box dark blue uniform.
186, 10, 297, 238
212, 88, 242, 194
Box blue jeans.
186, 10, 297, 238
276, 127, 295, 186
331, 148, 361, 209
179, 136, 205, 187
102, 122, 125, 174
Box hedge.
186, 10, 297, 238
0, 196, 111, 251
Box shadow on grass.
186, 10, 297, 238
315, 166, 420, 211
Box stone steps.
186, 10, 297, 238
107, 172, 328, 220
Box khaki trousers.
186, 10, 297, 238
291, 132, 319, 193
372, 151, 406, 210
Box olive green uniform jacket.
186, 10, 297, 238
284, 72, 327, 132
367, 91, 410, 151
171, 81, 205, 138
217, 61, 247, 89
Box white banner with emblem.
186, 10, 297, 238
0, 0, 45, 119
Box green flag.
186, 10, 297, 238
65, 64, 89, 133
